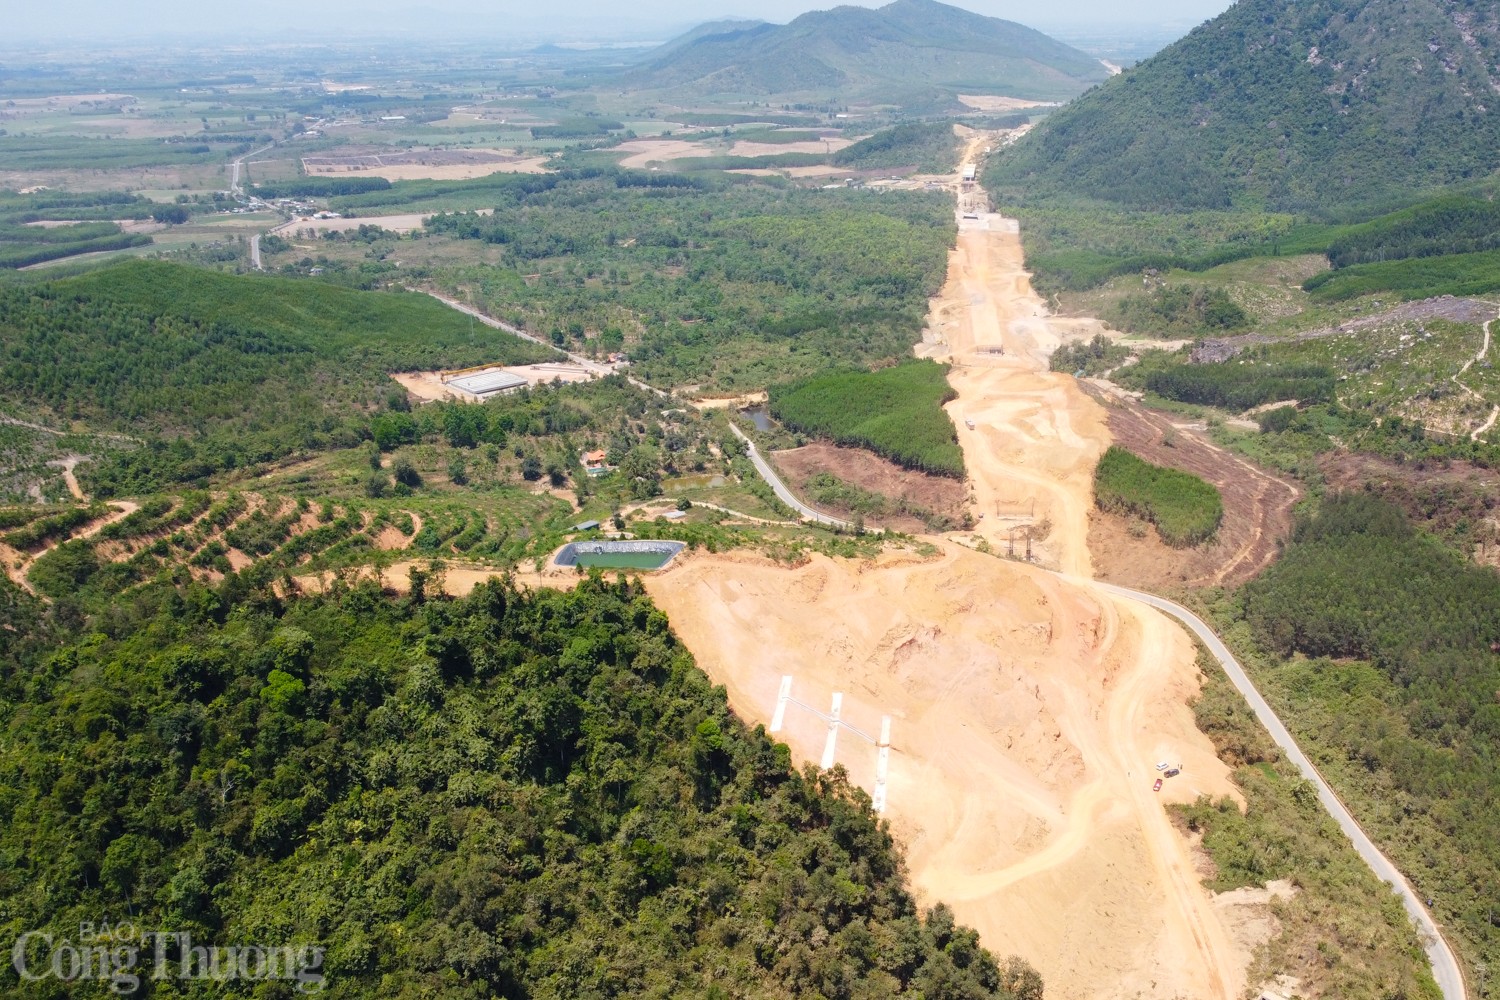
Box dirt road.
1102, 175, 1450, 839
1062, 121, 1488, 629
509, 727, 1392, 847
3, 500, 137, 596
916, 209, 1107, 576
1102, 580, 1468, 1000
725, 423, 850, 527
646, 544, 1246, 1000
646, 141, 1257, 998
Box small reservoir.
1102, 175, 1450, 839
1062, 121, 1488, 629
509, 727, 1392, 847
554, 540, 686, 570
741, 406, 774, 432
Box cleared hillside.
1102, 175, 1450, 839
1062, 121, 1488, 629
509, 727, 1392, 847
624, 0, 1109, 104
987, 0, 1500, 213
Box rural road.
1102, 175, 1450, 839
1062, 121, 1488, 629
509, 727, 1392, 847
229, 141, 277, 200
726, 423, 850, 528
423, 290, 674, 400
1091, 580, 1468, 1000
250, 234, 262, 271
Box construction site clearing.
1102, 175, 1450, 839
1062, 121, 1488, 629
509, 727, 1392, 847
392, 361, 601, 402
646, 135, 1274, 1000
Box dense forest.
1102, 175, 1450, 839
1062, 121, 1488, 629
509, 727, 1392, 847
1301, 247, 1500, 302
0, 260, 554, 493
769, 361, 963, 478
0, 571, 1040, 999
1126, 357, 1336, 412
1223, 493, 1500, 975
986, 0, 1500, 214
1322, 194, 1500, 270
419, 170, 956, 390
253, 177, 393, 199
832, 122, 959, 173
1104, 283, 1248, 338
1092, 445, 1222, 546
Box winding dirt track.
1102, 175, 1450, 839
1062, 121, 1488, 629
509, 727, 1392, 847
645, 150, 1252, 998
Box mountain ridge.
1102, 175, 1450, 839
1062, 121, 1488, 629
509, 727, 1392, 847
624, 0, 1110, 104
986, 0, 1500, 214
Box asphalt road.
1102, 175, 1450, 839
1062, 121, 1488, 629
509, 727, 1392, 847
1092, 580, 1467, 1000
726, 423, 850, 529
249, 234, 262, 271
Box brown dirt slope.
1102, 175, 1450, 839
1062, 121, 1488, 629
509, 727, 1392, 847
1083, 385, 1300, 590
645, 545, 1245, 1000
772, 442, 968, 532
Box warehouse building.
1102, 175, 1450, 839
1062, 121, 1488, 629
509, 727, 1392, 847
445, 368, 528, 399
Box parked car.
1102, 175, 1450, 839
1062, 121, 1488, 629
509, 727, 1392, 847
1164, 768, 1180, 778
1155, 761, 1169, 771
1153, 778, 1163, 792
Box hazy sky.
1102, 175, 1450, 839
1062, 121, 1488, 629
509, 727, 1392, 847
3, 0, 1237, 44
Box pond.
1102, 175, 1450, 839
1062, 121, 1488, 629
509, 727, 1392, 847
741, 406, 773, 432
553, 540, 687, 570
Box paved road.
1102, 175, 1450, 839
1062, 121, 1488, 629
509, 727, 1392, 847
1091, 580, 1468, 1000
249, 234, 262, 271
229, 141, 277, 200
726, 423, 850, 529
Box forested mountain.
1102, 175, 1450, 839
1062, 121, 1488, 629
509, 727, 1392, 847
0, 571, 1041, 998
624, 0, 1109, 103
987, 0, 1500, 213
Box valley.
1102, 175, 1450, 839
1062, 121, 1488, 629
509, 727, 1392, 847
5, 1, 1500, 998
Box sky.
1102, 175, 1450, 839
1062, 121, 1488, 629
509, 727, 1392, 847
2, 0, 1237, 45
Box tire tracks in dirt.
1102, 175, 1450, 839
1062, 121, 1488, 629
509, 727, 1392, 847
1083, 384, 1301, 588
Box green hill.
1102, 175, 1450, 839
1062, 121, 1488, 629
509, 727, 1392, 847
0, 260, 555, 493
987, 0, 1500, 214
625, 0, 1109, 104
0, 570, 1043, 1000
833, 121, 960, 172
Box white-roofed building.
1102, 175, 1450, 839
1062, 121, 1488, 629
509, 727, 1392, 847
447, 369, 528, 399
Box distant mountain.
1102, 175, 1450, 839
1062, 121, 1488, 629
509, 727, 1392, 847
987, 0, 1500, 214
623, 0, 1110, 104
647, 18, 768, 59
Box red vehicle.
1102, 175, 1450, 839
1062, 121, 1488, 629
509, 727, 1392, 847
1153, 778, 1163, 792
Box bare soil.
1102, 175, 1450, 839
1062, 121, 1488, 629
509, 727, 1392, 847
1193, 294, 1499, 363
273, 211, 490, 236
772, 441, 967, 532
649, 136, 1260, 1000
727, 165, 855, 178
957, 95, 1062, 111
300, 150, 548, 181
1082, 384, 1301, 590
646, 545, 1246, 1000
612, 139, 716, 169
